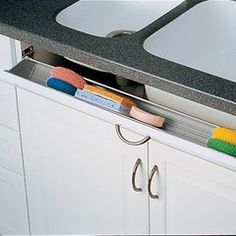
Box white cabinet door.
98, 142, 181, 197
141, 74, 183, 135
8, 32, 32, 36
0, 166, 29, 235
150, 140, 236, 235
18, 88, 148, 235
0, 125, 23, 175
0, 80, 19, 130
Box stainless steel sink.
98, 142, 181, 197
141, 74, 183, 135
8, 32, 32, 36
56, 0, 183, 37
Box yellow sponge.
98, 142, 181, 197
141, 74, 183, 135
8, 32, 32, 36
213, 127, 236, 145
83, 84, 136, 108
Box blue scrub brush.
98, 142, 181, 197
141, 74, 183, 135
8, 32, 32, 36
46, 77, 77, 96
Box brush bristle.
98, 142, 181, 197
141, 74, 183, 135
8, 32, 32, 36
207, 138, 236, 157
213, 127, 236, 145
46, 78, 77, 96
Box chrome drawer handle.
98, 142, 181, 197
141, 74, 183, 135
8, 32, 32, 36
132, 159, 142, 192
115, 124, 150, 146
148, 165, 159, 199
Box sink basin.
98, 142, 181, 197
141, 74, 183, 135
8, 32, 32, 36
144, 0, 236, 82
143, 0, 236, 128
56, 0, 183, 37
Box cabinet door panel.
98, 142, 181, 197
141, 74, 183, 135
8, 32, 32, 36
120, 129, 149, 234
0, 166, 29, 235
150, 140, 236, 235
0, 125, 23, 175
148, 141, 165, 235
0, 81, 18, 130
165, 162, 236, 234
18, 89, 148, 235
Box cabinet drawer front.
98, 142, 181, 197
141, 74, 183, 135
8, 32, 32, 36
0, 125, 23, 175
0, 166, 29, 235
0, 80, 18, 130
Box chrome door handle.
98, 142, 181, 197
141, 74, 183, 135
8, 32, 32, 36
132, 159, 142, 192
148, 165, 159, 199
115, 124, 150, 146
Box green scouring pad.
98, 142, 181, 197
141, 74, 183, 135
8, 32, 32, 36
207, 138, 236, 157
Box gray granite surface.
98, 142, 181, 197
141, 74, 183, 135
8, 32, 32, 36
0, 0, 235, 115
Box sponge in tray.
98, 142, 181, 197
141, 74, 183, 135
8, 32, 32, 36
207, 138, 236, 157
46, 78, 77, 96
75, 89, 131, 115
50, 67, 86, 89
83, 84, 136, 108
212, 127, 236, 145
130, 106, 165, 128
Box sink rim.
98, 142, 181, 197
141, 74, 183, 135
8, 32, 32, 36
143, 0, 236, 84
56, 0, 184, 38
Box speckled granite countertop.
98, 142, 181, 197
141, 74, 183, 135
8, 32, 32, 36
0, 0, 235, 115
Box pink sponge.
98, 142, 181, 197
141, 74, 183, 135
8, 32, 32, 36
50, 67, 86, 89
130, 106, 165, 128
